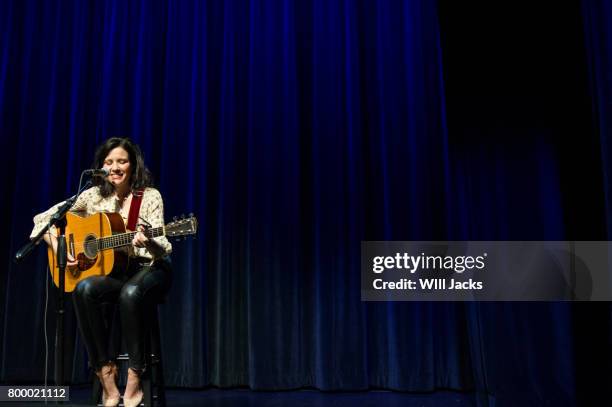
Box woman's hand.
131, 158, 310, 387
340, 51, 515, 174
67, 252, 78, 268
132, 226, 150, 248
44, 232, 79, 268
132, 226, 166, 259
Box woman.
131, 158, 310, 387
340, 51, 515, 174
30, 138, 172, 407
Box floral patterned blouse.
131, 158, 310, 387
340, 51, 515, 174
30, 186, 172, 260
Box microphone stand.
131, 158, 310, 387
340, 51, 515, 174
15, 178, 93, 387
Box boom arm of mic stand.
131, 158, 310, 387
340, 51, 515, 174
13, 180, 93, 263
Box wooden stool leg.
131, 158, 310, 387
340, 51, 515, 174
139, 311, 152, 407
142, 368, 153, 406
155, 356, 167, 406
150, 308, 166, 406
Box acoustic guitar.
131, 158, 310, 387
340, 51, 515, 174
46, 212, 197, 292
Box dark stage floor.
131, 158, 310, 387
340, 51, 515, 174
0, 387, 477, 407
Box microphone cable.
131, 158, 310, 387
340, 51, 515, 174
43, 242, 53, 406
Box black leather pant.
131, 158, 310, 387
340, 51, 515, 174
72, 257, 172, 372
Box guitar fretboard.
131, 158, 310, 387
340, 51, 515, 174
97, 226, 165, 250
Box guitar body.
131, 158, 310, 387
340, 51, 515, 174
47, 212, 129, 292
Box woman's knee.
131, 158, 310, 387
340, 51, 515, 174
119, 283, 143, 306
74, 276, 102, 299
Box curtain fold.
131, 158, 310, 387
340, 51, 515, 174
582, 0, 612, 239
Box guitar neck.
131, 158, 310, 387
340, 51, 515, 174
97, 226, 165, 251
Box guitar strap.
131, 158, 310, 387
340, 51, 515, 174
126, 189, 145, 231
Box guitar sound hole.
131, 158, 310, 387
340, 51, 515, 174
83, 234, 99, 259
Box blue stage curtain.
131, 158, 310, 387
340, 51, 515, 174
582, 0, 612, 238
0, 1, 603, 406
579, 2, 612, 406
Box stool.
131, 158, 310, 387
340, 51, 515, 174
91, 305, 167, 406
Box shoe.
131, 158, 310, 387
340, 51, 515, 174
102, 393, 120, 407
97, 364, 120, 407
122, 368, 144, 407
122, 391, 143, 407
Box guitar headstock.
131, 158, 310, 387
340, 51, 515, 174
165, 214, 198, 238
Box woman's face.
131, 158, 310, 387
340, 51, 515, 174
103, 147, 132, 191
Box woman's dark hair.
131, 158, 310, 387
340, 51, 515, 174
91, 137, 154, 197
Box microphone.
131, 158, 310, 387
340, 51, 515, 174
84, 168, 110, 177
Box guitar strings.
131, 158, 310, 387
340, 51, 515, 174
72, 227, 165, 250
